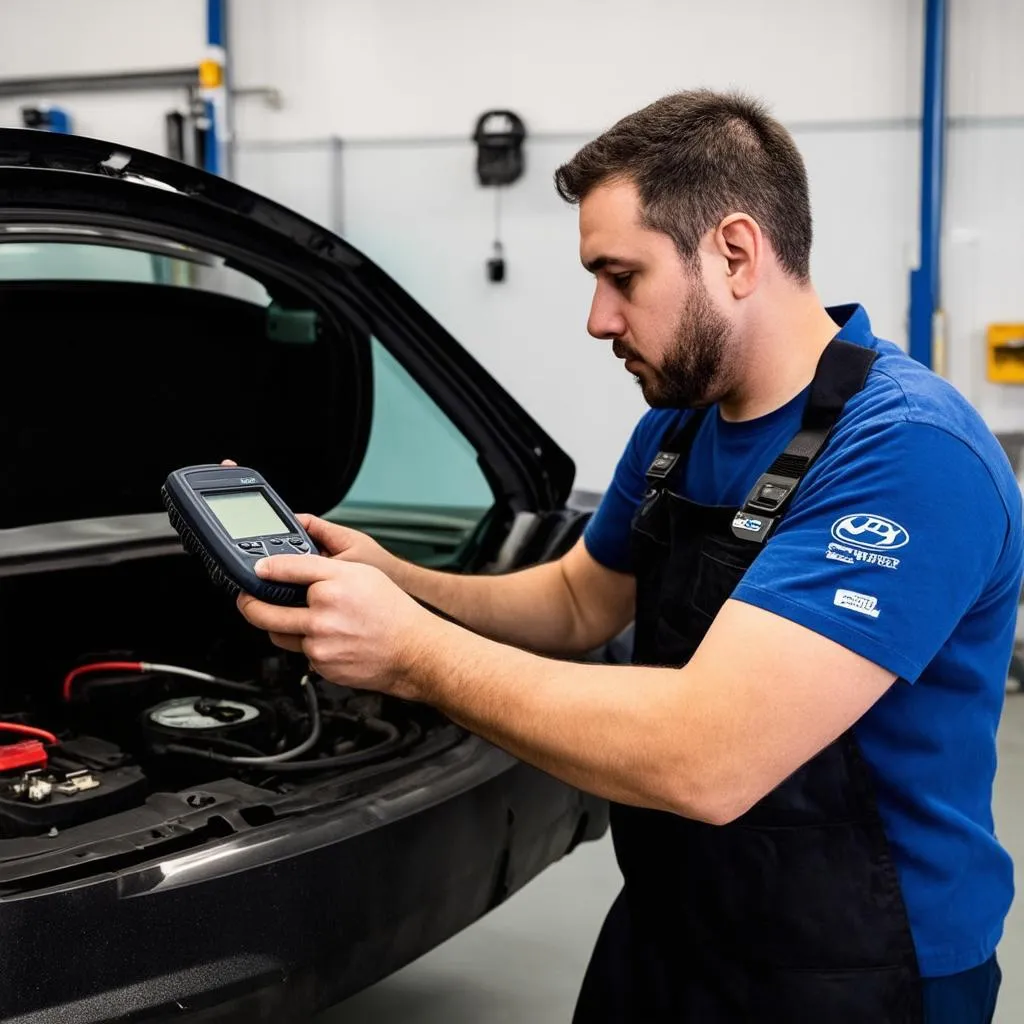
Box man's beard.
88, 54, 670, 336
622, 281, 733, 409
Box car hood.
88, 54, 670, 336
0, 128, 575, 523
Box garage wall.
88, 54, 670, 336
948, 0, 1024, 119
944, 0, 1024, 435
2, 0, 1022, 489
229, 0, 920, 138
229, 0, 923, 490
0, 0, 205, 155
230, 0, 1024, 486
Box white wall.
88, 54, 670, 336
949, 0, 1024, 118
943, 0, 1024, 431
0, 0, 205, 155
230, 0, 921, 139
0, 0, 203, 76
2, 0, 1022, 491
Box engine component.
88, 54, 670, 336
0, 736, 147, 837
10, 773, 53, 803
63, 659, 263, 703
159, 676, 322, 768
142, 696, 275, 755
56, 771, 101, 795
0, 740, 48, 773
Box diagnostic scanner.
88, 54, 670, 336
162, 465, 318, 606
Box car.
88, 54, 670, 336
0, 128, 610, 1023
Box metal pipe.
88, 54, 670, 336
329, 137, 345, 234
0, 68, 199, 98
231, 85, 283, 108
908, 0, 949, 369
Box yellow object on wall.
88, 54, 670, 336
199, 59, 223, 89
986, 324, 1024, 383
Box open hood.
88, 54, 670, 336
0, 128, 575, 530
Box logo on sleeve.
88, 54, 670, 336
834, 589, 880, 618
825, 514, 908, 570
831, 514, 909, 551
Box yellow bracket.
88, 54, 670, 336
199, 59, 223, 89
987, 324, 1024, 383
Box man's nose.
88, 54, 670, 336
587, 288, 627, 341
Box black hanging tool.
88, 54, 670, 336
473, 110, 526, 283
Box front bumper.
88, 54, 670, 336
0, 737, 607, 1023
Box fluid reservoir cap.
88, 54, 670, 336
148, 697, 260, 731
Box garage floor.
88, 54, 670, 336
317, 695, 1024, 1024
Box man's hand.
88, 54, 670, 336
215, 464, 631, 659
236, 554, 444, 697
296, 515, 397, 575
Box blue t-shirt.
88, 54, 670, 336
585, 304, 1022, 977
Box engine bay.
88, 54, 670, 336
0, 660, 433, 840
0, 546, 460, 874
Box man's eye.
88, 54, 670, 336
613, 272, 634, 290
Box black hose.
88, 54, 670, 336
188, 735, 267, 758
248, 721, 423, 773
158, 674, 423, 774
322, 711, 400, 743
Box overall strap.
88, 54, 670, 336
731, 339, 878, 544
643, 408, 709, 487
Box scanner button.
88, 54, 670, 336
238, 542, 253, 549
270, 538, 284, 546
292, 542, 309, 551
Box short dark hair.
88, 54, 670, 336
554, 90, 812, 281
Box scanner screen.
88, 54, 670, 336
204, 490, 291, 540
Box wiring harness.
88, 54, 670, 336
56, 659, 422, 775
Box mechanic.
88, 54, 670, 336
235, 90, 1019, 1023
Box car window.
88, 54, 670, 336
0, 237, 270, 306
327, 338, 495, 566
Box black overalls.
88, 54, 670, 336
574, 340, 923, 1023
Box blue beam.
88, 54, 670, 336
908, 0, 949, 368
207, 0, 224, 48
202, 99, 218, 174
203, 0, 227, 176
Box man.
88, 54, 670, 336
236, 91, 1018, 1022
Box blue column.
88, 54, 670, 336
207, 0, 224, 48
202, 0, 228, 176
908, 0, 949, 369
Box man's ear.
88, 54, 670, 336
713, 214, 762, 299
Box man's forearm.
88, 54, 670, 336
403, 615, 720, 819
385, 557, 592, 657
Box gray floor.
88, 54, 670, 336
317, 696, 1024, 1023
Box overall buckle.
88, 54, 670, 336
645, 451, 680, 482
731, 472, 799, 544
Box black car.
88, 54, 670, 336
0, 128, 609, 1022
